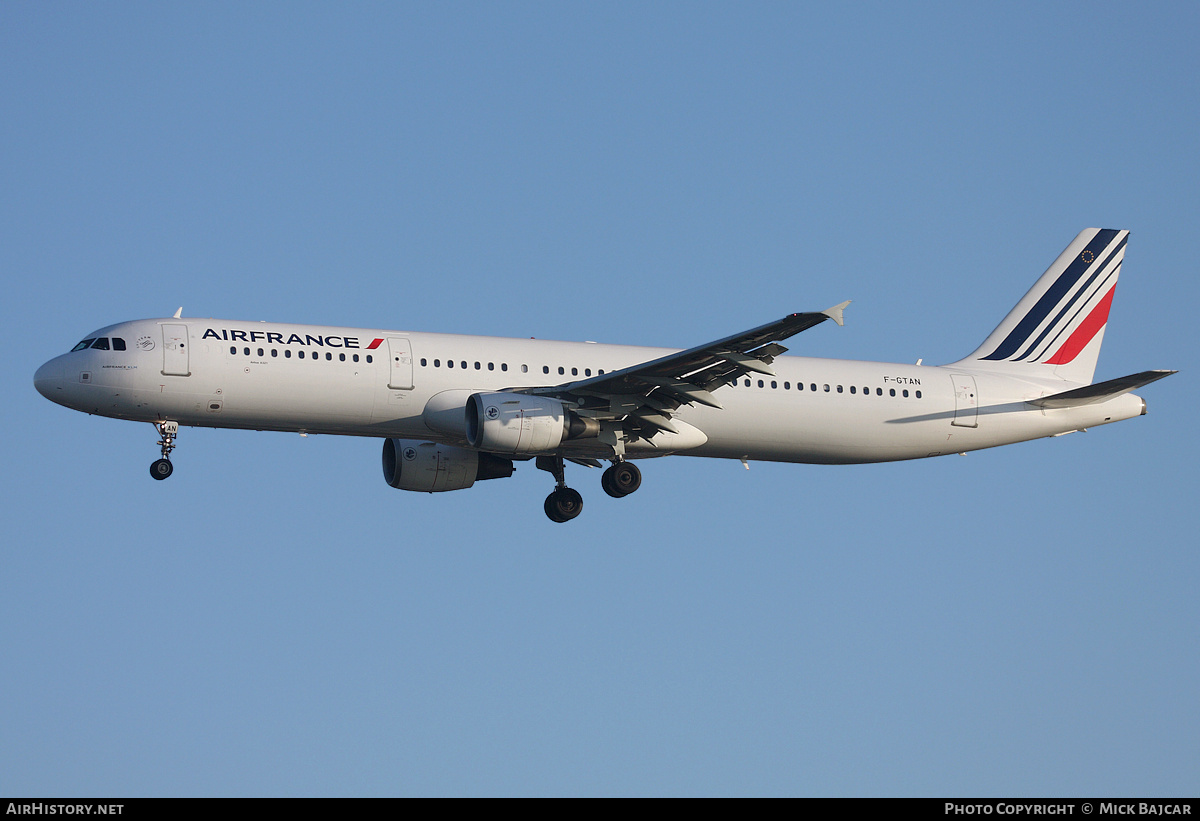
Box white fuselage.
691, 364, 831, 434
34, 317, 1146, 465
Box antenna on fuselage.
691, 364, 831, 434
172, 307, 183, 318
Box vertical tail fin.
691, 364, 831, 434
951, 228, 1129, 385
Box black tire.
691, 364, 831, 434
601, 467, 620, 497
545, 487, 583, 522
150, 459, 174, 480
602, 462, 641, 498
544, 494, 566, 523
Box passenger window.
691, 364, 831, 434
112, 338, 127, 351
257, 348, 264, 357
420, 358, 427, 366
916, 390, 922, 399
339, 353, 345, 361
353, 354, 359, 362
91, 338, 110, 350
365, 355, 373, 363
72, 339, 95, 352
299, 350, 306, 359
229, 346, 237, 355
771, 381, 777, 389
571, 367, 578, 376
488, 362, 494, 371
543, 366, 549, 374
448, 360, 454, 368
784, 382, 790, 390
902, 389, 909, 397
823, 384, 830, 392
585, 368, 591, 376
758, 379, 764, 388
461, 361, 466, 369
810, 384, 817, 392
745, 380, 751, 387
850, 386, 856, 394
244, 347, 250, 356
500, 363, 507, 371
271, 349, 278, 358
837, 385, 843, 393
889, 388, 896, 396
475, 362, 481, 370
876, 387, 882, 396
285, 350, 292, 358
558, 367, 565, 375
326, 352, 332, 361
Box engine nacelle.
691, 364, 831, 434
466, 392, 597, 455
382, 439, 514, 492
465, 392, 565, 454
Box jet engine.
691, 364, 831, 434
465, 392, 599, 455
382, 438, 514, 492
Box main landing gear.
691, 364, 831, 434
601, 461, 641, 498
149, 421, 178, 480
537, 456, 643, 522
537, 455, 582, 523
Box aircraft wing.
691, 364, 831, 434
521, 302, 849, 435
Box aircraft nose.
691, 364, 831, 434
34, 357, 65, 402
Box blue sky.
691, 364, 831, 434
2, 2, 1196, 796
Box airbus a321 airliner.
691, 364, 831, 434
35, 228, 1174, 522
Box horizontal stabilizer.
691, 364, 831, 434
1029, 370, 1176, 408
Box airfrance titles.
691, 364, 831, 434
202, 328, 384, 350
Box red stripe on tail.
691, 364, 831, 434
1045, 286, 1116, 365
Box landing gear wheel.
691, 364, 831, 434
544, 486, 584, 523
150, 459, 174, 480
601, 461, 642, 498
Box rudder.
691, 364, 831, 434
952, 228, 1129, 385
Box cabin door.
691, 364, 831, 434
950, 374, 978, 428
161, 324, 190, 377
387, 337, 414, 390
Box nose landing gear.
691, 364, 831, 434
150, 421, 178, 480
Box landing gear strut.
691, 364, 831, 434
537, 454, 583, 523
150, 421, 178, 481
601, 460, 641, 498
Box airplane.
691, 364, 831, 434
34, 228, 1174, 523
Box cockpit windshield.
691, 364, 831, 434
70, 337, 127, 352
